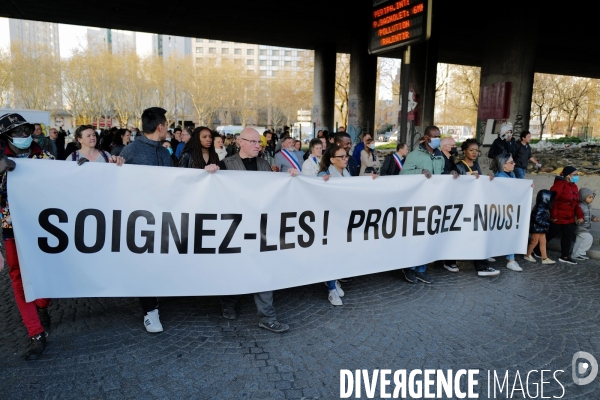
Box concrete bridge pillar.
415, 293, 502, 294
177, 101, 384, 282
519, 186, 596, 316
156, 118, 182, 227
479, 9, 539, 135
312, 44, 336, 133
348, 33, 377, 141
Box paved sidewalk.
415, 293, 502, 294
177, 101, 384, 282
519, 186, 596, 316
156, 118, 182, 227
1, 250, 600, 399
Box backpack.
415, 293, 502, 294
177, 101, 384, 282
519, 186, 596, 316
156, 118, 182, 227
71, 150, 110, 162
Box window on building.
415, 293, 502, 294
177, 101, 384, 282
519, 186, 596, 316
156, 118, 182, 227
234, 58, 242, 64
247, 59, 254, 65
209, 47, 216, 53
222, 48, 229, 54
209, 39, 216, 43
196, 57, 204, 64
208, 58, 216, 65
234, 48, 241, 55
259, 70, 267, 76
284, 60, 291, 66
285, 50, 292, 56
247, 69, 254, 75
272, 50, 279, 56
247, 49, 254, 55
259, 60, 267, 66
196, 47, 203, 53
272, 60, 279, 66
271, 70, 277, 77
297, 50, 304, 56
196, 38, 203, 42
260, 49, 267, 55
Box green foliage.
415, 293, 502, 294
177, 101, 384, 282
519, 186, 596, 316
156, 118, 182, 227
375, 143, 398, 150
531, 137, 582, 144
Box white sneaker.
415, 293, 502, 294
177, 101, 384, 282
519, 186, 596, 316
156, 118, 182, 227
523, 255, 536, 262
506, 261, 523, 272
487, 257, 496, 262
323, 281, 344, 297
542, 258, 556, 264
328, 290, 343, 306
443, 264, 459, 272
144, 309, 163, 333
478, 267, 500, 277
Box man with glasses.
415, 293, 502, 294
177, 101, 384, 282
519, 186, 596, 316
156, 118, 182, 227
216, 127, 298, 333
175, 127, 192, 159
0, 113, 55, 360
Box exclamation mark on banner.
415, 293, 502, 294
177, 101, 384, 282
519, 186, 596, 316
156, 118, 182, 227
322, 211, 329, 245
516, 205, 521, 229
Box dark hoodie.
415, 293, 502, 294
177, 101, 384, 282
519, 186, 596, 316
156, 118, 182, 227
120, 134, 172, 167
530, 189, 555, 233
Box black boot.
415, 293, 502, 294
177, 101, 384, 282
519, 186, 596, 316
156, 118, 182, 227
25, 333, 47, 360
37, 307, 51, 333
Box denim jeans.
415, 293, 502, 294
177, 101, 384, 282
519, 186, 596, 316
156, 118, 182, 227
506, 254, 515, 261
410, 265, 427, 272
326, 280, 336, 290
514, 167, 526, 179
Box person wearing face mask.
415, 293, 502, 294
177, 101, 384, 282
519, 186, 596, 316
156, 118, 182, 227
440, 136, 458, 174
359, 136, 380, 176
400, 126, 459, 284
161, 140, 179, 167
0, 113, 55, 360
488, 122, 516, 161
533, 166, 584, 265
380, 142, 409, 176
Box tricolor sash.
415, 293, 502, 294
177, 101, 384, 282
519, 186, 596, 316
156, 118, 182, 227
393, 153, 403, 172
281, 149, 302, 171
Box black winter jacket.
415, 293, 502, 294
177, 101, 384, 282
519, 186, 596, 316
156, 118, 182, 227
529, 189, 556, 233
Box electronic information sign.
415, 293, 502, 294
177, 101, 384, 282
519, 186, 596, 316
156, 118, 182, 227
369, 0, 432, 54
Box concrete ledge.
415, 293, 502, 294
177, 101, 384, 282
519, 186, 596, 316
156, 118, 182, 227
547, 239, 600, 261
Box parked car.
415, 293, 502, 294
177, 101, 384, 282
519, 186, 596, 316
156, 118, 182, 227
303, 133, 315, 144
378, 131, 392, 142
389, 131, 398, 143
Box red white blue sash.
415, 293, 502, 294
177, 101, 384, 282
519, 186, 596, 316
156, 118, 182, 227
393, 153, 403, 171
281, 149, 302, 171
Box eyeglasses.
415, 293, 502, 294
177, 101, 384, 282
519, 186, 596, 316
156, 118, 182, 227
242, 138, 260, 146
332, 155, 349, 159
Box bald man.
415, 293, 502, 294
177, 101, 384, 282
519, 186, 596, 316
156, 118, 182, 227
440, 137, 457, 174
216, 127, 297, 333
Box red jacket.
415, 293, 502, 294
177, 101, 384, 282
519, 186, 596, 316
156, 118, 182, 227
549, 177, 584, 224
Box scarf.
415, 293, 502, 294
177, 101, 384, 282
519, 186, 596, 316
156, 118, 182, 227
328, 165, 350, 177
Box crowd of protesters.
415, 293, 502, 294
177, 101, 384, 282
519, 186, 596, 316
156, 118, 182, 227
0, 110, 597, 361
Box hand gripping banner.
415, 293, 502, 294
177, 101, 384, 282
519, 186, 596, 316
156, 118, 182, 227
8, 159, 532, 301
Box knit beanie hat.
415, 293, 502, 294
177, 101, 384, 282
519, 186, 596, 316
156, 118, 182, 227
561, 166, 577, 177
499, 122, 513, 139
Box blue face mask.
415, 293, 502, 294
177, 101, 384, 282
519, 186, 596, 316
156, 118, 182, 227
11, 135, 33, 149
429, 137, 441, 149
570, 175, 579, 183
167, 147, 173, 155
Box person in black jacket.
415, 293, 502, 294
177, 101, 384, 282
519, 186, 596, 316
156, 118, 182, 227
380, 142, 408, 176
488, 123, 516, 160
178, 126, 220, 169
334, 132, 359, 176
524, 189, 556, 264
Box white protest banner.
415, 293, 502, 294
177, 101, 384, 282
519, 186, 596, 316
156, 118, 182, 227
8, 159, 532, 301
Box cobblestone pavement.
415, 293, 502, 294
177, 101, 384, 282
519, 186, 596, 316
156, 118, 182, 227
1, 250, 600, 399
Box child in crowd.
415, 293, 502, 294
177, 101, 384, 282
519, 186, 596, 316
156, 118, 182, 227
571, 188, 599, 260
524, 189, 556, 264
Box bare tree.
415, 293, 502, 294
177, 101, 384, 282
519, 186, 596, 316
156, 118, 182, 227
335, 53, 350, 128
531, 73, 560, 139
554, 75, 590, 136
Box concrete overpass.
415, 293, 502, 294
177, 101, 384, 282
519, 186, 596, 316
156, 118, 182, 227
2, 0, 598, 140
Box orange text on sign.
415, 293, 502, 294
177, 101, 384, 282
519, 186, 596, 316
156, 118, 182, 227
373, 0, 411, 18
380, 31, 410, 46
